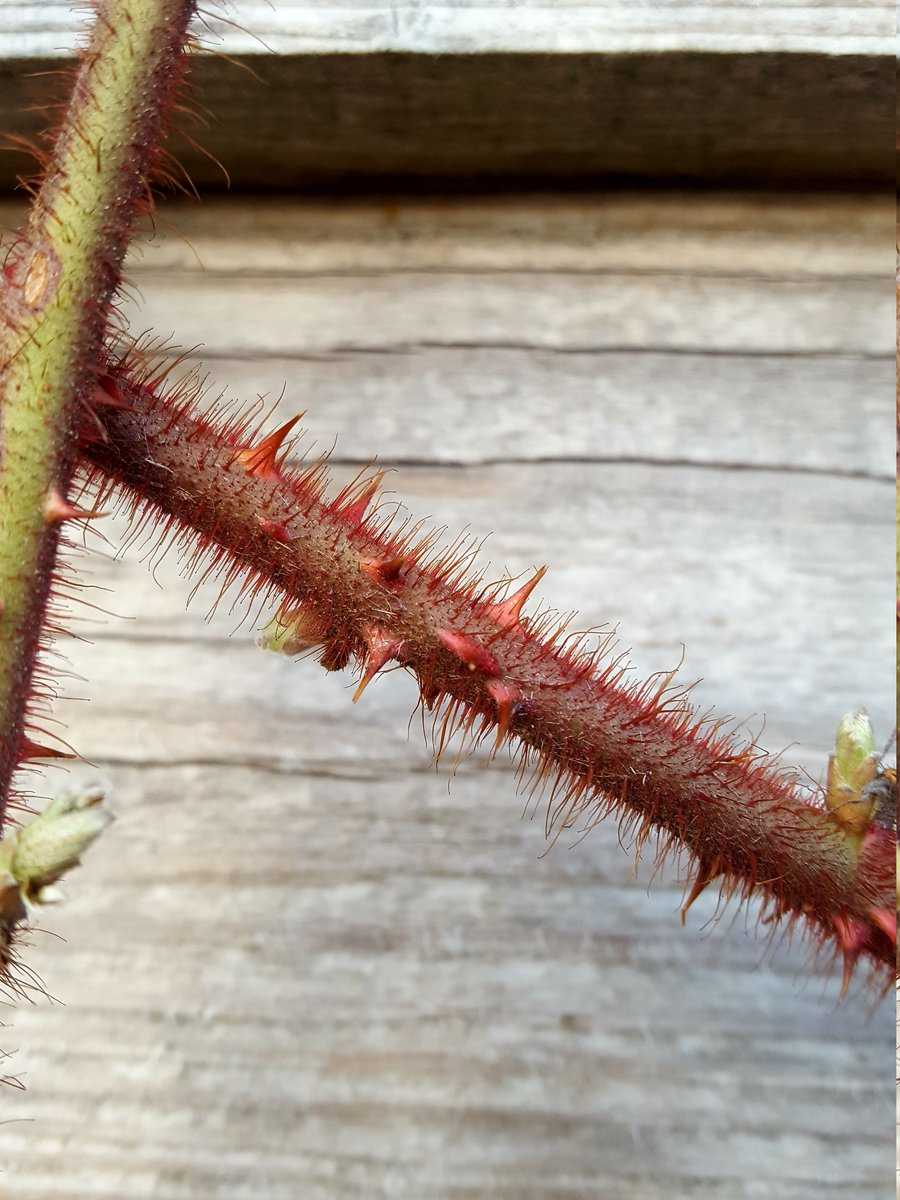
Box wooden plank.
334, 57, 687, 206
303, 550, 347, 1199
8, 2, 894, 58
91, 195, 892, 483
4, 757, 893, 1198
50, 193, 886, 475
63, 194, 884, 363
1, 192, 893, 1196
0, 192, 889, 275
105, 193, 897, 279
157, 349, 892, 477
0, 7, 892, 189
119, 269, 891, 358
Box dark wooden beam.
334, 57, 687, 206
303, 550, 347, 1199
1, 46, 891, 192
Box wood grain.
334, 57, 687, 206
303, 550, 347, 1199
0, 194, 893, 1198
8, 2, 894, 57
5, 763, 893, 1200
107, 193, 892, 480
0, 7, 892, 189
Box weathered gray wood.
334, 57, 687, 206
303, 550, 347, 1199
123, 270, 891, 358
7, 2, 894, 58
0, 193, 893, 1198
111, 193, 896, 278
0, 7, 892, 189
4, 191, 892, 276
4, 761, 893, 1200
100, 193, 892, 480
95, 195, 892, 363
123, 348, 891, 477
6, 196, 891, 476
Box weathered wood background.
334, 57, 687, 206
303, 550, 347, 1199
0, 190, 894, 1197
1, 2, 893, 188
9, 1, 894, 55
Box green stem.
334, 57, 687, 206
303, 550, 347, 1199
0, 0, 196, 823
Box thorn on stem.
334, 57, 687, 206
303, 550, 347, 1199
235, 415, 302, 480
831, 914, 867, 998
489, 566, 547, 632
680, 856, 722, 925
339, 472, 385, 527
19, 737, 74, 762
92, 373, 130, 409
353, 626, 405, 702
360, 554, 405, 587
257, 516, 292, 543
43, 487, 107, 525
868, 906, 895, 945
437, 628, 501, 678
486, 679, 517, 751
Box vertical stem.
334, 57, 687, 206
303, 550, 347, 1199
0, 0, 196, 821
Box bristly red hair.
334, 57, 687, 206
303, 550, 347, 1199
77, 342, 897, 989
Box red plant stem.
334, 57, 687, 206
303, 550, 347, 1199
79, 360, 895, 980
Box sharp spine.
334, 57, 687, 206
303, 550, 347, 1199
437, 628, 501, 678
257, 516, 292, 543
19, 737, 74, 761
235, 415, 302, 480
339, 472, 384, 527
353, 626, 405, 702
486, 679, 517, 750
489, 566, 547, 632
43, 487, 106, 525
868, 907, 896, 944
360, 554, 405, 586
831, 914, 868, 998
680, 856, 722, 925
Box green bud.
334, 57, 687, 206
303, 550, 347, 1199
257, 603, 326, 657
8, 785, 113, 904
257, 614, 297, 655
825, 710, 879, 838
833, 710, 876, 787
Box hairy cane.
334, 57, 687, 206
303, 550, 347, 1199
79, 353, 896, 984
0, 0, 197, 827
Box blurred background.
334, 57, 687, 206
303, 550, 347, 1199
0, 3, 895, 1198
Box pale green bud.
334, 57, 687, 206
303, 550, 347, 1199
825, 710, 879, 837
8, 785, 113, 905
833, 710, 876, 786
257, 604, 327, 657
